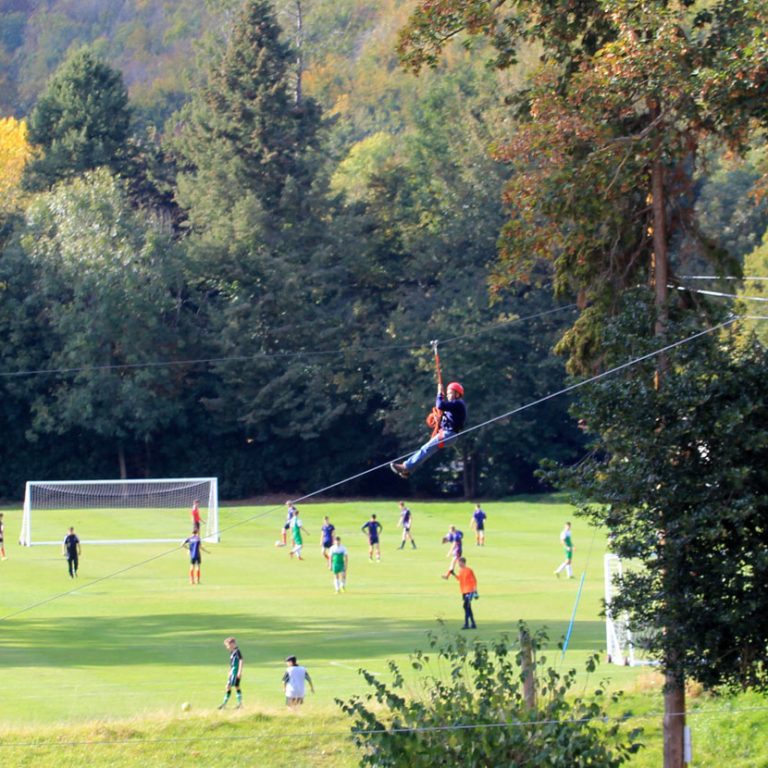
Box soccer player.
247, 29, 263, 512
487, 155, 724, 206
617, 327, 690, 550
277, 501, 297, 547
218, 637, 244, 709
62, 526, 81, 578
441, 524, 464, 578
470, 503, 487, 546
554, 522, 575, 579
328, 535, 348, 592
183, 529, 209, 584
447, 557, 478, 629
397, 501, 416, 550
190, 499, 205, 534
320, 516, 336, 561
0, 512, 6, 560
289, 513, 309, 560
283, 655, 314, 708
361, 513, 383, 561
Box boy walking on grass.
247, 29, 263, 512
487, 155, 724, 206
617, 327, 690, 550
218, 637, 244, 709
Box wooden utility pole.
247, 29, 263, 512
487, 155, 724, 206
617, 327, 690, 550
520, 629, 537, 711
649, 99, 686, 768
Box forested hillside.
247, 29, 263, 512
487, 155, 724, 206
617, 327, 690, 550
1, 0, 766, 501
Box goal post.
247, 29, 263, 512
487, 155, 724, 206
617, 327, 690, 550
20, 478, 219, 546
604, 553, 658, 667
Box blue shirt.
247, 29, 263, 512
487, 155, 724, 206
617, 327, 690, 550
446, 529, 464, 553
185, 534, 201, 560
362, 520, 382, 542
437, 394, 466, 433
400, 508, 411, 526
473, 509, 486, 526
321, 523, 335, 546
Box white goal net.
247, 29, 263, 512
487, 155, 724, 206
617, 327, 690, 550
20, 478, 219, 546
604, 553, 658, 667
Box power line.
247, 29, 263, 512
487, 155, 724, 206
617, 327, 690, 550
672, 285, 768, 302
680, 275, 768, 281
2, 702, 768, 748
0, 304, 577, 380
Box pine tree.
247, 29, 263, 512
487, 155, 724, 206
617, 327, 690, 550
23, 46, 131, 191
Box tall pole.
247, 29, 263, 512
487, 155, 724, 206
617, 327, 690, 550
649, 98, 686, 768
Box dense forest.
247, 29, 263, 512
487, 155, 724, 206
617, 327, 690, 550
1, 0, 767, 502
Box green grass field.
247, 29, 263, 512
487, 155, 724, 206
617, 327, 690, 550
1, 495, 767, 767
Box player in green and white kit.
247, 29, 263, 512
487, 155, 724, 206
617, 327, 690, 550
289, 514, 309, 560
328, 536, 348, 593
554, 521, 574, 578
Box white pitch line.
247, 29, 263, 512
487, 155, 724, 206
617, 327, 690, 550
329, 661, 380, 676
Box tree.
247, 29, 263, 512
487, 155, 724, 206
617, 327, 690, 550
547, 294, 768, 694
23, 46, 132, 191
20, 169, 190, 478
0, 116, 32, 215
338, 623, 642, 767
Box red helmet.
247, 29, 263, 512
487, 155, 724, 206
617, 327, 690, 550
446, 382, 464, 397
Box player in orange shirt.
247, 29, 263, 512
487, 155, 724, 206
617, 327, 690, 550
447, 557, 478, 630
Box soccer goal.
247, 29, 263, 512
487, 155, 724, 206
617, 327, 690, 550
20, 478, 219, 546
604, 553, 658, 667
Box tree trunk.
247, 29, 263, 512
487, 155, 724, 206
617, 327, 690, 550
462, 446, 477, 499
294, 0, 304, 105
118, 443, 127, 480
663, 663, 686, 768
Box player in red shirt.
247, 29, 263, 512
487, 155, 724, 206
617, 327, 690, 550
190, 499, 205, 534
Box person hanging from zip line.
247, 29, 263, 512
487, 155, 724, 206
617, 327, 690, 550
390, 374, 466, 479
391, 340, 466, 478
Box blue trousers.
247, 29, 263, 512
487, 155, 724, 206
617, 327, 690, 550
403, 429, 456, 472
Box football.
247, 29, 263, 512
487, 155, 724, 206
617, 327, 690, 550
181, 702, 191, 712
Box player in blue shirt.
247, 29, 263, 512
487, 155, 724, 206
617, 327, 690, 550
441, 525, 464, 579
320, 516, 336, 562
471, 503, 487, 546
361, 514, 383, 562
391, 382, 466, 477
397, 501, 416, 550
184, 529, 209, 584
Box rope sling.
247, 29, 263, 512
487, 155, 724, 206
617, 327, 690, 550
425, 340, 445, 446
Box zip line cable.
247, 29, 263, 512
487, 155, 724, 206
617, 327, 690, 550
0, 315, 749, 623
0, 304, 577, 380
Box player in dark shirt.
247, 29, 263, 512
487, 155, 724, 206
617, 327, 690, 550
391, 382, 466, 477
361, 514, 383, 562
320, 516, 336, 562
397, 501, 416, 550
184, 530, 209, 584
471, 504, 487, 546
218, 637, 244, 709
441, 525, 464, 579
62, 527, 81, 578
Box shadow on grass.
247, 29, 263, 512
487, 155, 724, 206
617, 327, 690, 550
0, 612, 606, 668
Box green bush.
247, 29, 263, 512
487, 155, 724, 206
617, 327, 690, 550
338, 623, 642, 767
